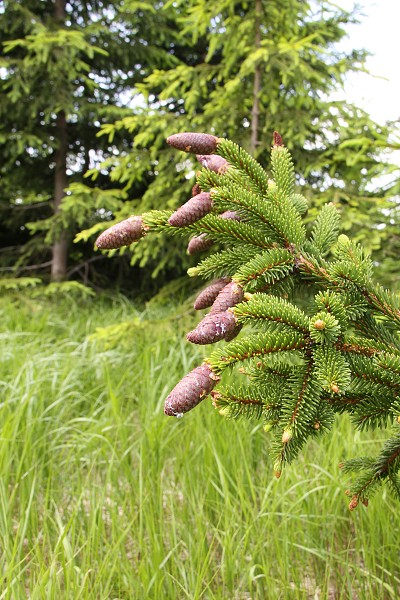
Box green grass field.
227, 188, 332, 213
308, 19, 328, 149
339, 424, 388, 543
0, 291, 399, 599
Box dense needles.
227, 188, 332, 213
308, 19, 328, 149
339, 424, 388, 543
96, 131, 400, 507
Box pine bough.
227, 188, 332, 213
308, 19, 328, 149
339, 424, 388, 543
96, 132, 400, 509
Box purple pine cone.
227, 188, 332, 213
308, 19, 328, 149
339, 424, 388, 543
187, 212, 239, 254
167, 132, 219, 155
96, 216, 145, 249
210, 282, 244, 314
168, 192, 213, 227
164, 363, 219, 417
187, 234, 214, 255
187, 311, 237, 345
196, 154, 229, 173
224, 323, 243, 342
194, 278, 231, 310
220, 210, 240, 221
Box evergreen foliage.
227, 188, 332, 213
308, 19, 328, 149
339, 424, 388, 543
96, 132, 400, 507
0, 0, 186, 282
77, 0, 400, 286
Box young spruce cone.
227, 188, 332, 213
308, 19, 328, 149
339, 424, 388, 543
210, 281, 244, 314
167, 132, 219, 155
187, 310, 237, 344
95, 216, 145, 249
193, 278, 231, 310
220, 210, 240, 221
187, 211, 239, 255
187, 233, 214, 255
164, 363, 219, 417
168, 192, 213, 227
224, 323, 243, 342
196, 154, 229, 173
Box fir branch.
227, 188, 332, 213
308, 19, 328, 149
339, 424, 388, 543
188, 247, 260, 280
345, 353, 400, 392
233, 248, 295, 292
361, 283, 400, 327
233, 294, 310, 334
98, 132, 400, 505
289, 193, 308, 215
142, 210, 175, 233
336, 337, 385, 358
196, 168, 228, 191
271, 145, 295, 197
309, 203, 341, 256
210, 183, 285, 241
343, 434, 400, 508
190, 214, 274, 249
351, 396, 395, 431
375, 353, 400, 376
207, 331, 307, 375
216, 139, 269, 196
211, 385, 280, 420
354, 315, 400, 351
272, 361, 327, 470
313, 346, 351, 394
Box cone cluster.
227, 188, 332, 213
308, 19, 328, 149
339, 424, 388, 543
193, 278, 231, 310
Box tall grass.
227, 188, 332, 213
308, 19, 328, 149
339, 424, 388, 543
0, 292, 399, 599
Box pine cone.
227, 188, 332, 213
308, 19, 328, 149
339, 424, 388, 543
164, 363, 219, 417
220, 210, 240, 221
167, 132, 219, 155
187, 212, 239, 254
194, 278, 231, 310
168, 192, 213, 227
187, 233, 214, 255
95, 216, 145, 249
187, 310, 237, 344
223, 323, 243, 341
210, 281, 244, 314
196, 154, 229, 173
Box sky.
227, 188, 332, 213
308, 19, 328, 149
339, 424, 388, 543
334, 0, 400, 125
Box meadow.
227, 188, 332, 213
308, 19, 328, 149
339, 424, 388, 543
0, 290, 399, 599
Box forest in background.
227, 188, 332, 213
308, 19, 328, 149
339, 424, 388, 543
1, 0, 399, 297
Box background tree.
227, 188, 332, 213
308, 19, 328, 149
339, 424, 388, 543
0, 0, 186, 282
76, 0, 399, 289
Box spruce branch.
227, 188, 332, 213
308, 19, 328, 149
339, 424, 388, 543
95, 131, 400, 506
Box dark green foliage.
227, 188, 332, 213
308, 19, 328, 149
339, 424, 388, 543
98, 134, 400, 507
0, 0, 196, 283
77, 0, 400, 287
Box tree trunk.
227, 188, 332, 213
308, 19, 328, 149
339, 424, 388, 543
250, 0, 262, 155
51, 0, 68, 282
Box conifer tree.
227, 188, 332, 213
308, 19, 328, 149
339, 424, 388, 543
0, 0, 182, 281
96, 131, 400, 508
79, 0, 399, 284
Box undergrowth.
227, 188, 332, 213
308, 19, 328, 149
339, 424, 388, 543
0, 292, 398, 599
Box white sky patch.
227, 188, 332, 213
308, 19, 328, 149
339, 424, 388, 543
334, 0, 400, 125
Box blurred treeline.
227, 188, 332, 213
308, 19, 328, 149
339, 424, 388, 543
1, 0, 399, 297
